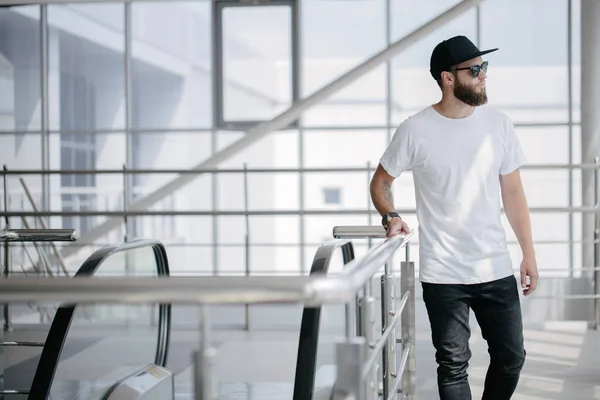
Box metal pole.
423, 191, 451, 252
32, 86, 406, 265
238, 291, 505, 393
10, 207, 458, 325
332, 338, 367, 400
124, 2, 134, 246
380, 272, 396, 399
594, 157, 600, 330
360, 296, 378, 400
401, 260, 416, 399
296, 0, 306, 276
385, 0, 392, 142
243, 163, 250, 331
345, 299, 356, 339
124, 1, 133, 199
211, 130, 218, 276
380, 275, 389, 399
1, 166, 7, 394
39, 4, 50, 320
567, 0, 574, 277
2, 166, 10, 334
195, 305, 217, 400
299, 129, 306, 275
581, 0, 600, 272
40, 5, 49, 214
123, 164, 133, 329
123, 165, 129, 243
57, 0, 486, 257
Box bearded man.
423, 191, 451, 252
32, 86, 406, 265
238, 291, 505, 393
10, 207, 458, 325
370, 35, 538, 400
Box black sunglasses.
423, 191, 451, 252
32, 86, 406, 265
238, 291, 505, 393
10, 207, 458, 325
450, 61, 488, 78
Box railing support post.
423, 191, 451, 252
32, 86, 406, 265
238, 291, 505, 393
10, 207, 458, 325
401, 259, 416, 399
332, 338, 367, 400
360, 296, 378, 400
594, 157, 600, 330
195, 305, 217, 400
381, 269, 397, 399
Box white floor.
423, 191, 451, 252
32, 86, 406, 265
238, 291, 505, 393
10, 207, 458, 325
167, 320, 600, 400
4, 316, 600, 399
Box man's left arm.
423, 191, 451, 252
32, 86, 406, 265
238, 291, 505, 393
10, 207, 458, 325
500, 169, 538, 296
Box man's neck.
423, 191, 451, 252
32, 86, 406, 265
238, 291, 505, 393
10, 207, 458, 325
432, 96, 475, 119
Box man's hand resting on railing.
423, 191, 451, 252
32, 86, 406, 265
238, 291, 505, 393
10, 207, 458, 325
386, 217, 411, 238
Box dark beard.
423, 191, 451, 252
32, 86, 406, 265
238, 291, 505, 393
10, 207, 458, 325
453, 80, 487, 106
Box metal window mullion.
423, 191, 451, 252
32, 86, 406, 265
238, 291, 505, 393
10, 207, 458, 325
40, 5, 50, 214
294, 0, 305, 275
211, 0, 221, 276
385, 0, 392, 141
567, 0, 574, 275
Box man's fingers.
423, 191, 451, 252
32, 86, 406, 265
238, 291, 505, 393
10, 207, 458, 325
520, 269, 527, 288
528, 274, 538, 292
523, 273, 538, 296
386, 227, 400, 237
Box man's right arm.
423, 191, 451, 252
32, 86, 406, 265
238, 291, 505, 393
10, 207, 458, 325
370, 164, 397, 216
370, 164, 410, 236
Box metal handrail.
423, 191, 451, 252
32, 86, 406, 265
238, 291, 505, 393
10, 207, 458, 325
334, 225, 386, 239
0, 229, 77, 242
324, 226, 416, 400
3, 206, 600, 218
0, 232, 412, 305
2, 162, 600, 175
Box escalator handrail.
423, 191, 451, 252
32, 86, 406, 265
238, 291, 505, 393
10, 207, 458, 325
292, 239, 355, 400
27, 239, 171, 400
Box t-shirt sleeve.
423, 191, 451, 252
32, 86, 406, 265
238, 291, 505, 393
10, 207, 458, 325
379, 122, 416, 178
499, 118, 526, 175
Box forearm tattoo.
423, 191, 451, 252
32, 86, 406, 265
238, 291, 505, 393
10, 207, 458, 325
382, 181, 394, 207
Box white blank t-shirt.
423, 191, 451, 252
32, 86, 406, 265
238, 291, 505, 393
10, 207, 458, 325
380, 105, 526, 284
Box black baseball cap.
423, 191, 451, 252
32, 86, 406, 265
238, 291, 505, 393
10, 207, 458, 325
430, 35, 498, 80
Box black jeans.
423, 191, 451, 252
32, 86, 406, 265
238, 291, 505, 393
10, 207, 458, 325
422, 275, 526, 400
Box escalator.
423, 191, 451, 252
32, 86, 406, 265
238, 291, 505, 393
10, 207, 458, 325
293, 240, 356, 400
25, 239, 171, 400
5, 236, 354, 399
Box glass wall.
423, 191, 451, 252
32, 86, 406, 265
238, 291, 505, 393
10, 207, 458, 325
0, 0, 583, 279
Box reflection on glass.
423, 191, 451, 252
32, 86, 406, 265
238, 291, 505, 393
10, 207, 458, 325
481, 0, 568, 122
132, 2, 211, 130
47, 4, 125, 238
301, 67, 387, 127
302, 0, 386, 127
131, 131, 212, 191
49, 4, 125, 132
0, 4, 42, 199
217, 131, 299, 170
0, 6, 41, 134
303, 130, 387, 167
50, 246, 161, 399
222, 5, 292, 122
